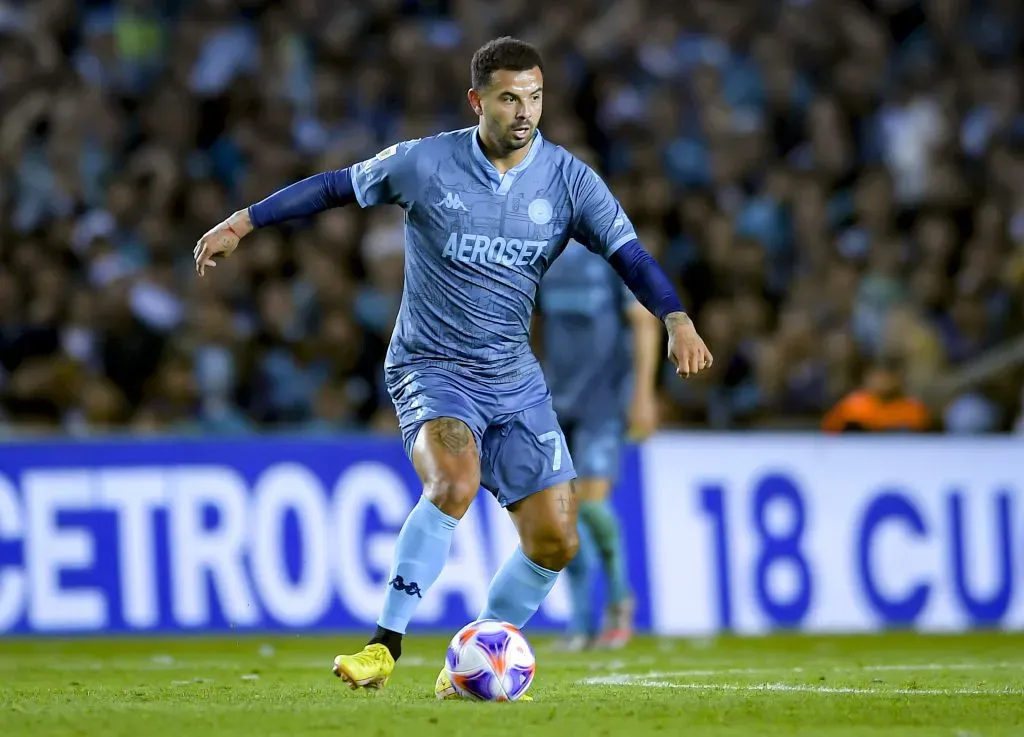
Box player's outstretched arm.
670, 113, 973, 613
607, 240, 713, 379
194, 169, 357, 276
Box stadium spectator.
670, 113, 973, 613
821, 355, 933, 433
0, 0, 1022, 435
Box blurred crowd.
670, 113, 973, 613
1, 0, 1023, 437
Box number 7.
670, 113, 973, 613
537, 431, 563, 471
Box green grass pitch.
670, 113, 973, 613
1, 632, 1021, 736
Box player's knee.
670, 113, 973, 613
523, 525, 579, 572
423, 476, 478, 519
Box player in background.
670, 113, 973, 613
536, 239, 662, 650
193, 37, 712, 696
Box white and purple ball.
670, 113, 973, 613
444, 619, 536, 701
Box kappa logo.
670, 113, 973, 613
437, 192, 469, 211
388, 575, 422, 598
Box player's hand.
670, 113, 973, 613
628, 389, 659, 441
194, 210, 252, 277
665, 311, 712, 379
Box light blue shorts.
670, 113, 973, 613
387, 366, 577, 506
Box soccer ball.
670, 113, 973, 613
444, 619, 536, 701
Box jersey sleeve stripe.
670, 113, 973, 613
352, 169, 369, 208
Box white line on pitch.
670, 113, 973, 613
608, 662, 1023, 679
861, 662, 1018, 672
579, 677, 1022, 696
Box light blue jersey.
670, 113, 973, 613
538, 240, 635, 424
350, 127, 636, 384
352, 127, 635, 502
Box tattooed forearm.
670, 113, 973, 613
428, 418, 474, 454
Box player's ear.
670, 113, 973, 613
467, 88, 483, 117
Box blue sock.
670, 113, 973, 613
377, 496, 458, 634
564, 521, 597, 637
479, 547, 559, 628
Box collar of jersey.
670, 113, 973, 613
471, 126, 544, 195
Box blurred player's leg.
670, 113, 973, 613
572, 420, 633, 648
334, 414, 481, 690
556, 518, 598, 651
577, 478, 634, 649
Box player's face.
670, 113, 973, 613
471, 67, 543, 154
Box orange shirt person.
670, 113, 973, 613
822, 357, 932, 433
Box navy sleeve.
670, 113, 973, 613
607, 239, 684, 321
248, 168, 355, 228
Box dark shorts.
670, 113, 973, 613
387, 366, 577, 507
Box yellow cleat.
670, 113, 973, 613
434, 667, 533, 701
332, 643, 395, 690
434, 667, 460, 700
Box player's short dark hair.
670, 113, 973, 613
471, 37, 544, 91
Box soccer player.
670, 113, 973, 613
193, 37, 712, 696
536, 240, 663, 650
